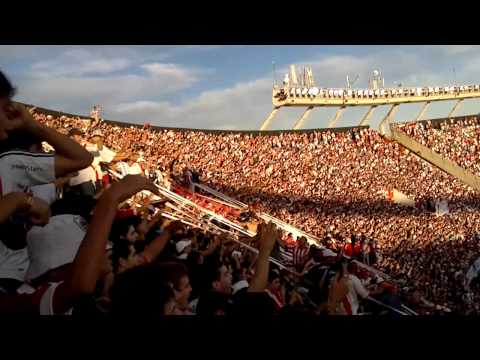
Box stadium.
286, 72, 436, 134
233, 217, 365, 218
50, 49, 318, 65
1, 60, 480, 316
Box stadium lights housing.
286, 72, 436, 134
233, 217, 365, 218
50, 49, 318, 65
309, 87, 319, 96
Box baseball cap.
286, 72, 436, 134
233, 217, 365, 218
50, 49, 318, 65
91, 129, 104, 138
176, 240, 192, 254
232, 280, 249, 295
26, 215, 87, 281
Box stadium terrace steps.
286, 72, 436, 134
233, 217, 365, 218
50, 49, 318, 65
389, 125, 480, 192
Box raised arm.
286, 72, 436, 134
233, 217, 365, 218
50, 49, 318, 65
200, 235, 221, 257
0, 192, 50, 226
0, 192, 32, 223
7, 103, 93, 177
248, 222, 279, 293
52, 175, 159, 314
141, 220, 183, 261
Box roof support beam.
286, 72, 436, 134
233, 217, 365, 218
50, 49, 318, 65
447, 99, 463, 118
379, 104, 399, 135
415, 101, 430, 122
259, 107, 280, 131
292, 106, 314, 130
358, 105, 377, 126
327, 106, 346, 128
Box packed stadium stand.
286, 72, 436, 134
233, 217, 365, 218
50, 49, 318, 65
3, 102, 480, 314
2, 89, 480, 315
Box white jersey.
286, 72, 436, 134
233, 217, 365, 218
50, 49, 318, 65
116, 162, 143, 177
0, 150, 55, 195
0, 241, 29, 281
336, 274, 369, 315
0, 151, 55, 282
30, 183, 58, 206
69, 143, 116, 185
128, 162, 143, 175
87, 143, 116, 178
116, 162, 130, 178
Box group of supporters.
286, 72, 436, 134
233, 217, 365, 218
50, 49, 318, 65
1, 69, 480, 314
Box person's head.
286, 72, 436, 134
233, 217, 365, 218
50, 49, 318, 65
347, 261, 358, 275
0, 72, 17, 141
203, 262, 233, 295
135, 218, 151, 240
90, 129, 104, 145
0, 71, 15, 103
268, 271, 282, 290
110, 265, 176, 316
129, 153, 139, 163
110, 216, 142, 244
68, 128, 84, 143
51, 195, 97, 222
333, 258, 349, 280
298, 236, 308, 247
233, 267, 248, 284
155, 262, 192, 310
111, 239, 137, 274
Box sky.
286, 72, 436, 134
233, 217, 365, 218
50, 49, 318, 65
1, 45, 480, 131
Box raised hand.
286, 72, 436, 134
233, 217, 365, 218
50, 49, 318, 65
164, 220, 184, 235
3, 102, 41, 134
257, 222, 280, 254
106, 175, 159, 204
27, 197, 51, 226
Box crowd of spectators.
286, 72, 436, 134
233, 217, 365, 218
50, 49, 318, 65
2, 68, 480, 315
33, 110, 480, 314
399, 116, 480, 178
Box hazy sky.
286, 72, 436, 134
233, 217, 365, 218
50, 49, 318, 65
1, 45, 479, 130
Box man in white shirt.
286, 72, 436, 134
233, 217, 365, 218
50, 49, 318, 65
67, 128, 98, 197
0, 175, 159, 315
88, 129, 128, 189
0, 71, 93, 293
116, 154, 144, 178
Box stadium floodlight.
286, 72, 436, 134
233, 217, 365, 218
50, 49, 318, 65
309, 87, 319, 96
